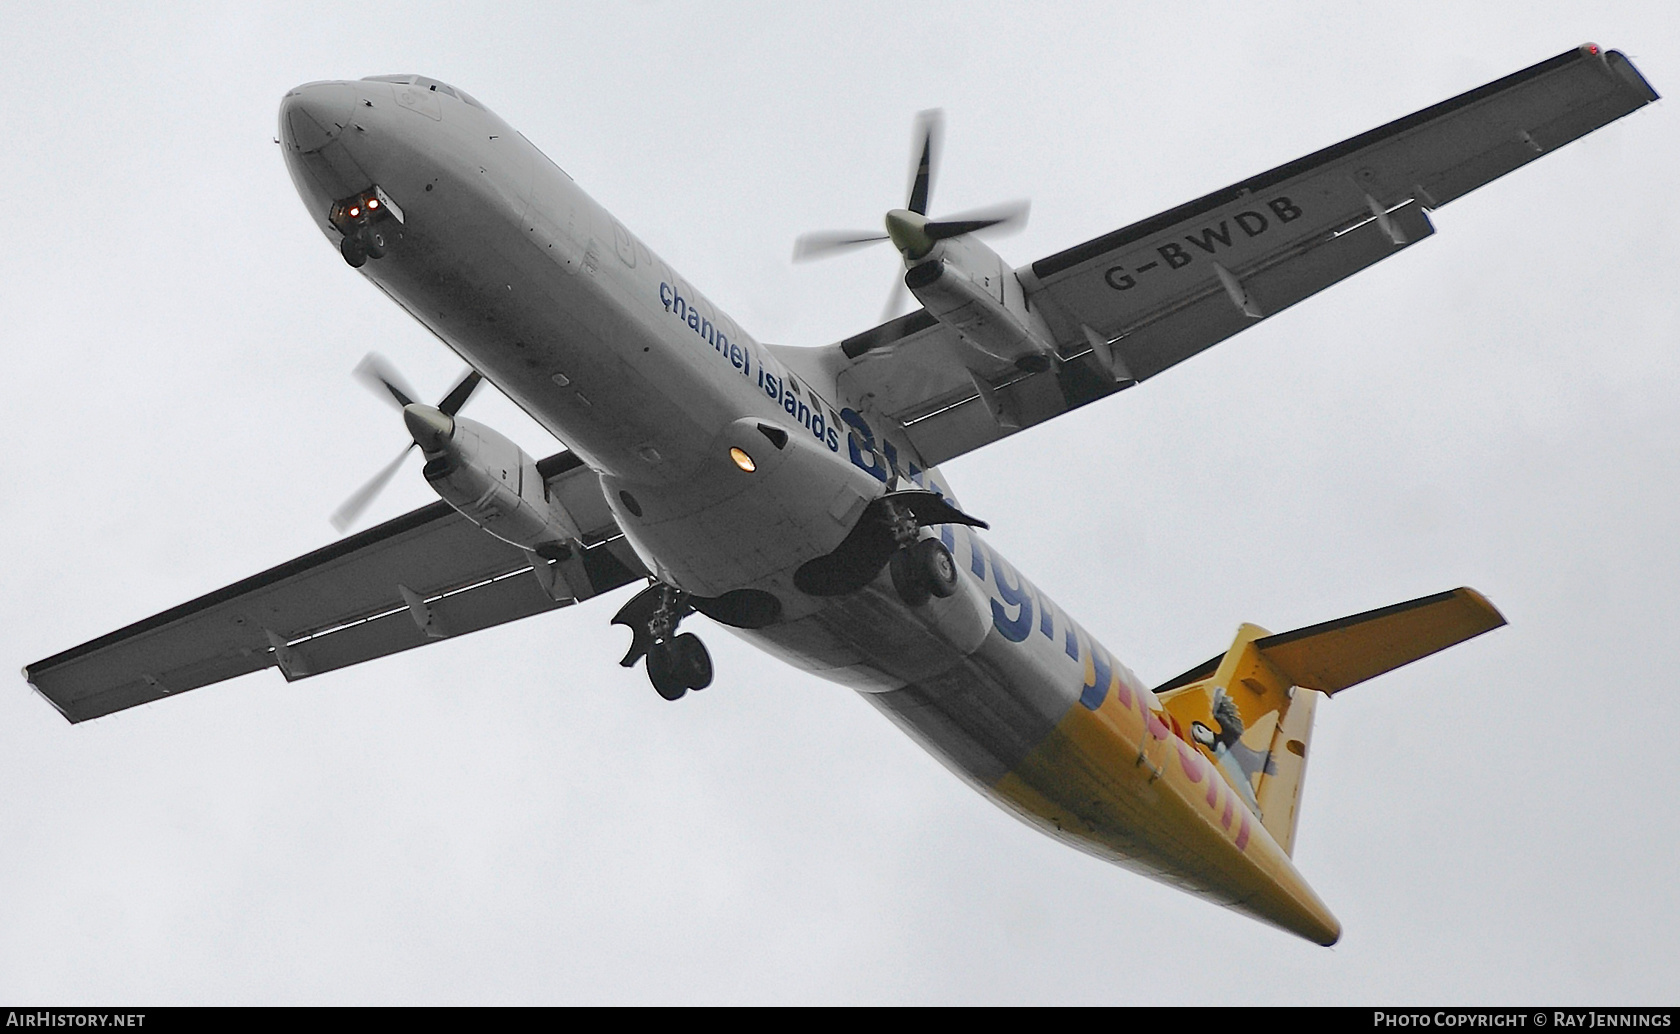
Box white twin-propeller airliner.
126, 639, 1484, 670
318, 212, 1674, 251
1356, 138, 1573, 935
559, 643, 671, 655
26, 46, 1657, 943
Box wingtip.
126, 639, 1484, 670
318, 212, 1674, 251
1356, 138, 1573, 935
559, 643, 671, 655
1454, 586, 1508, 629
22, 668, 78, 724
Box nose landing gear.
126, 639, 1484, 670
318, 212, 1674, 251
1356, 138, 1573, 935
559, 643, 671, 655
612, 582, 714, 700
330, 185, 403, 268
339, 225, 390, 268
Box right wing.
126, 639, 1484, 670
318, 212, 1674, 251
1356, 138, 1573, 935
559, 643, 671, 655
25, 451, 646, 723
834, 45, 1658, 467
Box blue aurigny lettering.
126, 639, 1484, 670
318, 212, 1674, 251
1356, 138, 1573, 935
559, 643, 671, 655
1080, 641, 1114, 710
656, 280, 1102, 702
936, 525, 1122, 712
841, 408, 888, 480
835, 396, 1118, 710
989, 552, 1035, 643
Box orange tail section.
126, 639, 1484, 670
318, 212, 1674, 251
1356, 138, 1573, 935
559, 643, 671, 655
1157, 588, 1506, 855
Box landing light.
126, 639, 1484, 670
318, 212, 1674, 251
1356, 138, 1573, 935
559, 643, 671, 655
349, 206, 360, 218
729, 447, 756, 472
367, 198, 380, 210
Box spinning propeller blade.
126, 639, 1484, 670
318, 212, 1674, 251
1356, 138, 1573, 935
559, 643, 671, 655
792, 230, 891, 262
906, 108, 942, 215
330, 443, 415, 533
437, 370, 483, 416
353, 352, 420, 410
331, 355, 485, 532
791, 108, 1027, 323
881, 274, 910, 323
924, 199, 1031, 241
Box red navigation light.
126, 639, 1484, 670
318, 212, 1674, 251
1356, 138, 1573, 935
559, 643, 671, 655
1586, 43, 1600, 55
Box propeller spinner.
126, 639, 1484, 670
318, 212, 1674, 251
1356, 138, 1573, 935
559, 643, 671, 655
793, 109, 1029, 321
329, 353, 484, 532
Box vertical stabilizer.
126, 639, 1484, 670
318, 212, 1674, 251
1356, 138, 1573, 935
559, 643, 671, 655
1156, 588, 1505, 856
1157, 623, 1317, 855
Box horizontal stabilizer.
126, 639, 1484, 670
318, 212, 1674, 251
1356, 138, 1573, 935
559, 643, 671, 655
1156, 587, 1506, 695
1154, 587, 1505, 856
1255, 587, 1505, 694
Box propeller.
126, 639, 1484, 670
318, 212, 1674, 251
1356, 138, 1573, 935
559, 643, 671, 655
792, 109, 1029, 321
329, 353, 484, 533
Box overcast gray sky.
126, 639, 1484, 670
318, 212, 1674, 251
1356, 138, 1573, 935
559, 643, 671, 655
4, 0, 1677, 1005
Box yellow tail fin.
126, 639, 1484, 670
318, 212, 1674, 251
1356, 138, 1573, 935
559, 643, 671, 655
1156, 588, 1505, 855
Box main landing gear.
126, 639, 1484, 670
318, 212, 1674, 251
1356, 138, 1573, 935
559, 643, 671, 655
878, 495, 960, 608
646, 633, 712, 701
611, 582, 714, 701
891, 535, 959, 607
792, 489, 983, 603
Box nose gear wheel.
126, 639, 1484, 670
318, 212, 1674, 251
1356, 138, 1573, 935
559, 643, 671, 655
612, 582, 714, 700
330, 185, 403, 267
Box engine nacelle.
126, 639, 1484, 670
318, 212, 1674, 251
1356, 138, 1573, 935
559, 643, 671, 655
418, 414, 584, 557
905, 236, 1057, 371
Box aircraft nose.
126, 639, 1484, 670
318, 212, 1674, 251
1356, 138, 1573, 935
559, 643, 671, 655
279, 81, 357, 153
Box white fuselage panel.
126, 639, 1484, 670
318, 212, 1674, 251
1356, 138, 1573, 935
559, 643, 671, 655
277, 78, 1329, 940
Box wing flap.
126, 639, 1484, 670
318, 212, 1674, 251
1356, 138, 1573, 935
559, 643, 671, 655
902, 393, 1003, 467
273, 537, 644, 684
1091, 199, 1436, 383
895, 203, 1435, 461
1245, 201, 1436, 318
25, 451, 644, 723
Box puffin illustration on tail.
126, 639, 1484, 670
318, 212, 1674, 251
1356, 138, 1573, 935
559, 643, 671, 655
1191, 687, 1278, 816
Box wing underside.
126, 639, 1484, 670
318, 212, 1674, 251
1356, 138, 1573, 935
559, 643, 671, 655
25, 451, 644, 723
28, 48, 1659, 722
835, 46, 1658, 467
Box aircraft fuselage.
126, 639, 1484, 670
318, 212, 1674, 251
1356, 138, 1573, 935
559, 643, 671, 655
278, 76, 1340, 944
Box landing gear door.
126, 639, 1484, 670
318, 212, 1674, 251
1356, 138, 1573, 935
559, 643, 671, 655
373, 185, 404, 225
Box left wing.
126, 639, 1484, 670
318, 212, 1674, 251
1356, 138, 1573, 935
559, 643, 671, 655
834, 45, 1657, 467
25, 451, 645, 723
